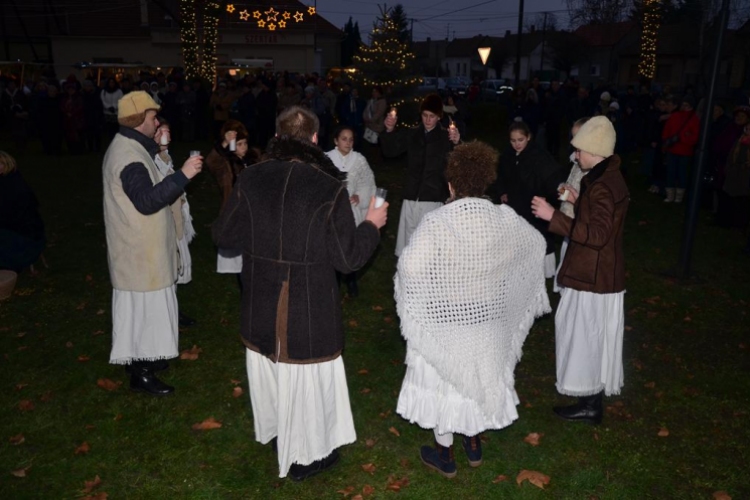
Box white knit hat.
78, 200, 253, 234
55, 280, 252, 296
600, 91, 611, 101
571, 115, 616, 158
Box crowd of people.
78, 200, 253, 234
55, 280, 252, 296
1, 67, 748, 483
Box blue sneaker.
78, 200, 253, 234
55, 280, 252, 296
462, 435, 483, 467
420, 442, 457, 478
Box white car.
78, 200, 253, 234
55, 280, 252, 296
480, 80, 513, 101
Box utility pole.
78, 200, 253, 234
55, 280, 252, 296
678, 0, 730, 278
515, 0, 524, 88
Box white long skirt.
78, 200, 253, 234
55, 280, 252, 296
555, 288, 625, 397
176, 236, 192, 285
396, 350, 520, 437
245, 348, 357, 478
544, 252, 557, 279
109, 285, 179, 364
216, 248, 242, 274
553, 238, 570, 293
395, 200, 443, 257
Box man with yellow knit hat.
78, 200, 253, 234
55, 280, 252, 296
531, 116, 629, 425
103, 91, 203, 395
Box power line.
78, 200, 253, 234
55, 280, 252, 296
418, 0, 499, 22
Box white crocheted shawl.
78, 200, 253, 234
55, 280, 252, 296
395, 198, 551, 418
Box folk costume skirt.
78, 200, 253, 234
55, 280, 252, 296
109, 285, 179, 365
395, 200, 443, 257
555, 288, 625, 397
245, 348, 357, 478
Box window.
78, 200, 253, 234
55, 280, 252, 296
590, 64, 601, 77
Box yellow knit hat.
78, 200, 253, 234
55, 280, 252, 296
571, 115, 616, 158
117, 91, 160, 120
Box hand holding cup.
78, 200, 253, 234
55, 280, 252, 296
181, 154, 203, 179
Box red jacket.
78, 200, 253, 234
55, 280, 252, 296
662, 110, 700, 157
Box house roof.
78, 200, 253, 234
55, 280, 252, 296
573, 21, 636, 47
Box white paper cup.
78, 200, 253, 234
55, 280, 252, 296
229, 138, 236, 151
375, 187, 387, 208
189, 150, 201, 157
160, 134, 168, 146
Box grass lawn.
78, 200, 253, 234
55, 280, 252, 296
1, 107, 749, 499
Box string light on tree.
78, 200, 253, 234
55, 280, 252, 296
201, 0, 221, 82
638, 0, 661, 79
179, 0, 199, 80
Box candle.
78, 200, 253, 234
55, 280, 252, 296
389, 108, 397, 119
160, 133, 168, 146
229, 138, 236, 151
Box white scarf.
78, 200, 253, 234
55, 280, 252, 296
154, 151, 196, 243
395, 198, 550, 417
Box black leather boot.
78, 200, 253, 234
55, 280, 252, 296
553, 392, 603, 425
288, 449, 340, 481
130, 361, 174, 396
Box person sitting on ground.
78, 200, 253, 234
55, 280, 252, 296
395, 140, 550, 478
0, 151, 45, 273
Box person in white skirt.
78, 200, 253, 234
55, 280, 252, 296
153, 117, 197, 327
395, 141, 550, 478
212, 106, 388, 481
103, 91, 203, 396
532, 115, 629, 424
325, 125, 376, 297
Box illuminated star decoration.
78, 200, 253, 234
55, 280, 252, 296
283, 11, 291, 20
278, 20, 287, 28
257, 19, 266, 28
226, 4, 235, 13
252, 10, 261, 19
294, 11, 304, 22
239, 9, 250, 21
268, 23, 277, 31
265, 7, 279, 22
307, 6, 316, 15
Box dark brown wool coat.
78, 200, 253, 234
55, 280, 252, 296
212, 136, 381, 363
549, 155, 629, 294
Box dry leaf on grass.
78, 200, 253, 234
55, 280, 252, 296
337, 486, 355, 496
192, 417, 222, 430
180, 345, 202, 360
85, 425, 95, 430
82, 493, 108, 500
18, 400, 34, 411
9, 434, 25, 445
96, 309, 105, 315
357, 369, 369, 375
11, 466, 31, 478
113, 414, 123, 421
372, 305, 384, 311
75, 442, 91, 455
15, 383, 28, 391
644, 381, 656, 389
523, 432, 544, 446
658, 428, 669, 437
77, 354, 91, 362
713, 491, 732, 500
96, 379, 121, 392
360, 388, 371, 394
516, 470, 550, 489
365, 438, 376, 448
232, 387, 244, 398
361, 463, 376, 474
17, 332, 27, 338
83, 475, 102, 493
230, 379, 242, 385
400, 458, 410, 468
352, 495, 363, 500
348, 320, 359, 328
76, 302, 87, 310
40, 391, 53, 402
383, 316, 393, 323
388, 426, 400, 437
386, 476, 410, 492
66, 341, 74, 348
92, 330, 104, 336
362, 484, 375, 496
492, 474, 509, 483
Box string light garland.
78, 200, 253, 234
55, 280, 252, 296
179, 0, 200, 79
225, 3, 316, 32
201, 0, 221, 83
638, 0, 661, 80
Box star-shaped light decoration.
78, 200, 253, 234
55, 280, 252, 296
283, 11, 291, 20
265, 7, 279, 21
268, 23, 277, 31
257, 19, 266, 28
252, 10, 261, 19
226, 4, 235, 13
307, 6, 316, 15
278, 20, 287, 28
293, 11, 304, 22
239, 9, 250, 21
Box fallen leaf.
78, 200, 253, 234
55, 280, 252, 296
96, 309, 105, 315
713, 491, 732, 500
624, 325, 633, 331
76, 302, 87, 310
180, 345, 203, 360
11, 466, 30, 478
337, 486, 355, 496
40, 391, 53, 402
230, 379, 242, 385
593, 432, 600, 441
361, 463, 376, 474
385, 476, 409, 492
348, 320, 358, 328
638, 220, 648, 226
113, 414, 122, 421
683, 316, 692, 322
357, 369, 368, 375
388, 426, 400, 437
232, 387, 243, 398
372, 305, 384, 311
492, 474, 509, 483
78, 355, 91, 362
352, 496, 363, 500
658, 428, 669, 437
192, 417, 222, 430
362, 484, 375, 496
75, 442, 91, 455
85, 425, 95, 430
66, 341, 74, 348
92, 330, 104, 336
86, 274, 93, 282
18, 400, 34, 411
15, 383, 28, 391
516, 469, 551, 489
360, 388, 371, 394
82, 493, 108, 500
83, 474, 102, 493
379, 410, 391, 419
9, 434, 25, 445
647, 311, 658, 319
644, 381, 656, 389
96, 379, 121, 392
523, 432, 544, 446
16, 332, 27, 338
400, 458, 410, 468
365, 438, 376, 448
383, 316, 393, 323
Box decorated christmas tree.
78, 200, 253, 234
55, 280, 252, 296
352, 7, 419, 97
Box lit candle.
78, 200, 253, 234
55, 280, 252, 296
389, 107, 397, 119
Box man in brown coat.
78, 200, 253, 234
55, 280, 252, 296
531, 115, 629, 424
212, 106, 388, 481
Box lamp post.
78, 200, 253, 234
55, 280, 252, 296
478, 43, 491, 101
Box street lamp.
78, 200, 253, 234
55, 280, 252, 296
478, 46, 491, 66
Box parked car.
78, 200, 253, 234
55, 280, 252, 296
479, 79, 513, 101
417, 77, 441, 94
443, 77, 471, 97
